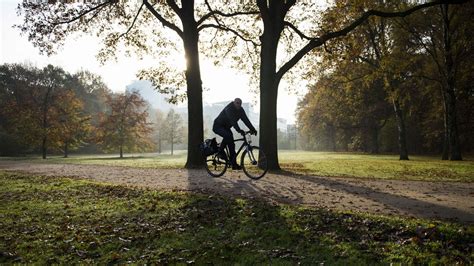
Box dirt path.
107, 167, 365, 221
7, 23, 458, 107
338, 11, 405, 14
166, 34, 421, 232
1, 161, 473, 223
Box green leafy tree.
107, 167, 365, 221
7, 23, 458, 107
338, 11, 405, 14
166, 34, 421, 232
398, 3, 474, 160
318, 1, 420, 159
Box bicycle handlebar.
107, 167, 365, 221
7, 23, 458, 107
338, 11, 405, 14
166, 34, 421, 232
241, 131, 256, 136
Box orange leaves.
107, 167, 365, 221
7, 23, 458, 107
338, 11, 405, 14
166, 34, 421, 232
96, 91, 155, 154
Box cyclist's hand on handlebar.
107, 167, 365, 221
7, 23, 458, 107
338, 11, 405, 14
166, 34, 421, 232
250, 130, 257, 136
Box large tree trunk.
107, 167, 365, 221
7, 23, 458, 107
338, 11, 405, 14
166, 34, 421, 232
259, 78, 280, 170
392, 98, 409, 160
182, 0, 204, 168
257, 0, 288, 171
442, 4, 462, 161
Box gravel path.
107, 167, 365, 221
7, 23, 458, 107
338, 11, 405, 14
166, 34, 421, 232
1, 161, 473, 223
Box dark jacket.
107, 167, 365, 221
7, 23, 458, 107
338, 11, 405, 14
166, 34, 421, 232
213, 102, 256, 132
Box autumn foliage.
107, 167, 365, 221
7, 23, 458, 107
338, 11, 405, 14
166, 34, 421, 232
96, 91, 154, 158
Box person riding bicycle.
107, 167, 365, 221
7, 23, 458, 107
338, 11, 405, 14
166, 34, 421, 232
213, 98, 257, 170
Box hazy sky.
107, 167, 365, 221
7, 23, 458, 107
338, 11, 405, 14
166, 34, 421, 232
0, 0, 304, 123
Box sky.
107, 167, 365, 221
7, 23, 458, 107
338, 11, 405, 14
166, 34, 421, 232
0, 0, 305, 124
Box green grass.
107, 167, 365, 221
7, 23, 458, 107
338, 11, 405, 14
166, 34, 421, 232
1, 152, 187, 169
3, 151, 474, 182
279, 151, 474, 182
0, 171, 472, 264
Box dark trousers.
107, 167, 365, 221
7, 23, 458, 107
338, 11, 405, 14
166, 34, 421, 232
213, 125, 237, 165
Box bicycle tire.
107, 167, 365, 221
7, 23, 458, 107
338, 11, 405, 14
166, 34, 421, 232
205, 154, 228, 177
241, 146, 268, 180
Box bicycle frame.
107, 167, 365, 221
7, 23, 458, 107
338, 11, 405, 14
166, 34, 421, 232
222, 133, 253, 164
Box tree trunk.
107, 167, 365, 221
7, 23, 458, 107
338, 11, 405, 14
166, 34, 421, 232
64, 141, 68, 158
171, 126, 174, 155
442, 4, 462, 161
329, 124, 336, 152
182, 0, 204, 168
260, 80, 280, 170
392, 98, 409, 160
258, 0, 288, 171
372, 127, 379, 154
42, 136, 47, 159
158, 134, 162, 154
441, 90, 450, 160
119, 145, 123, 159
41, 87, 52, 160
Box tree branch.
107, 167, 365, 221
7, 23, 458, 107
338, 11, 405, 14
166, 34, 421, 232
356, 56, 378, 68
256, 0, 269, 23
276, 0, 468, 82
52, 0, 113, 25
198, 0, 259, 25
143, 0, 183, 39
284, 21, 313, 40
116, 3, 144, 40
198, 23, 259, 46
166, 0, 182, 19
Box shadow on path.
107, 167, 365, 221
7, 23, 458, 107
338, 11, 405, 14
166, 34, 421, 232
276, 170, 474, 223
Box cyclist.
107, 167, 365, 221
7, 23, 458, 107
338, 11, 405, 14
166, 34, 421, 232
213, 98, 257, 170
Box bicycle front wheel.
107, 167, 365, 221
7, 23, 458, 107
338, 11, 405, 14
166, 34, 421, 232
205, 154, 227, 177
241, 146, 268, 180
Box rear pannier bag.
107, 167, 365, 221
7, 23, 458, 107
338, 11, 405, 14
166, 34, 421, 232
199, 138, 218, 156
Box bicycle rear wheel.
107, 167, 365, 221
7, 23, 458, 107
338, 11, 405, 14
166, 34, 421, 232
205, 154, 227, 177
241, 146, 268, 180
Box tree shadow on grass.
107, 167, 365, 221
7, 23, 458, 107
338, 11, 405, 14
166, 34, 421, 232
0, 173, 386, 264
275, 170, 474, 223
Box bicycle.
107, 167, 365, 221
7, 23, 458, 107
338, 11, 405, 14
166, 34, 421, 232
204, 131, 268, 179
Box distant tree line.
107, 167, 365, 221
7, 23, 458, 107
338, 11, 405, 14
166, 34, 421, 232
0, 64, 185, 158
297, 3, 473, 160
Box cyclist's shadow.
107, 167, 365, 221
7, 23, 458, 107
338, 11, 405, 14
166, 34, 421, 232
185, 168, 305, 206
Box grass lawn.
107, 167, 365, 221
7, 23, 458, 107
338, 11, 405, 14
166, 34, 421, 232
279, 151, 474, 182
0, 171, 472, 264
2, 151, 473, 182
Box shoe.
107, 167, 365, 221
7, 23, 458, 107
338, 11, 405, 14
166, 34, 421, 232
232, 164, 242, 170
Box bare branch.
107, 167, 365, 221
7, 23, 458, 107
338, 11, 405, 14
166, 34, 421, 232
143, 0, 183, 39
